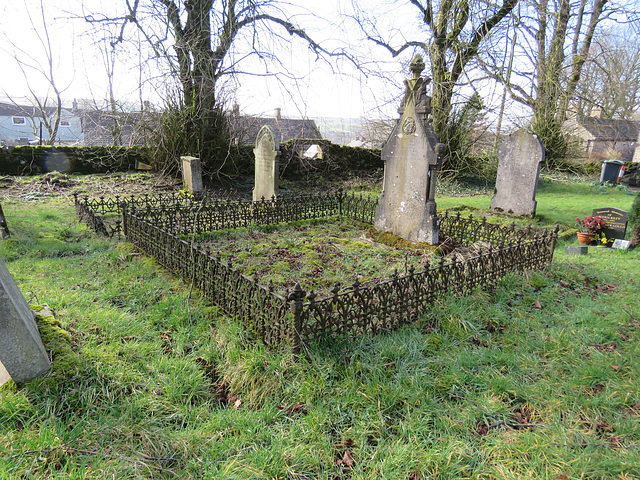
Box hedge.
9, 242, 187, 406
0, 141, 383, 179
0, 145, 154, 175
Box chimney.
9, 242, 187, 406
72, 99, 78, 113
274, 108, 281, 121
232, 102, 240, 116
590, 106, 604, 119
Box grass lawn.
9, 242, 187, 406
1, 173, 640, 479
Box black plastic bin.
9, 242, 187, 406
599, 159, 624, 184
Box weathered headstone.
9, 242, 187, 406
253, 125, 280, 202
490, 129, 544, 217
592, 207, 628, 242
0, 258, 50, 385
181, 156, 203, 195
0, 203, 10, 239
374, 54, 443, 244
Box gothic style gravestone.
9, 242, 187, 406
490, 129, 544, 217
374, 54, 443, 244
253, 125, 280, 202
592, 207, 628, 243
181, 156, 203, 195
0, 258, 50, 385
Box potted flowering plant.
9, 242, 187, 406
575, 215, 606, 245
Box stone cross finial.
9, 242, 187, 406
400, 54, 431, 117
410, 54, 425, 79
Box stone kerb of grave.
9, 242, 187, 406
374, 53, 443, 245
0, 258, 50, 385
592, 207, 628, 244
253, 125, 280, 202
490, 129, 544, 217
181, 156, 204, 195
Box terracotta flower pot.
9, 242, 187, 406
577, 232, 596, 245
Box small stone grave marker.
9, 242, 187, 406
592, 207, 628, 242
253, 125, 280, 202
0, 258, 50, 385
565, 245, 588, 255
490, 129, 544, 217
612, 239, 631, 250
181, 156, 203, 195
374, 54, 443, 244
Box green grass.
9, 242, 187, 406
1, 177, 640, 479
184, 219, 438, 295
436, 175, 636, 233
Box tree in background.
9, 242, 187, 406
352, 0, 517, 170
485, 0, 623, 164
572, 28, 640, 120
1, 0, 68, 145
85, 0, 339, 176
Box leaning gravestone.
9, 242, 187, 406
592, 207, 628, 243
374, 54, 443, 244
0, 258, 50, 385
181, 156, 204, 195
253, 125, 280, 202
490, 129, 544, 217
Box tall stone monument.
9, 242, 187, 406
253, 125, 280, 202
374, 54, 443, 244
490, 129, 544, 217
0, 259, 50, 385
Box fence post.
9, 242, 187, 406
549, 224, 560, 262
121, 203, 129, 239
338, 188, 344, 218
288, 282, 306, 354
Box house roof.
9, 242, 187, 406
0, 101, 67, 118
229, 111, 322, 144
569, 117, 640, 142
81, 110, 156, 146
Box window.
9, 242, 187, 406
12, 116, 26, 125
60, 120, 70, 126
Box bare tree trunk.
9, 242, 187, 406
557, 0, 608, 123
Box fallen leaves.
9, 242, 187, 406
276, 402, 307, 415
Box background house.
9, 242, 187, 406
562, 108, 640, 162
229, 106, 322, 145
0, 102, 83, 146
81, 109, 156, 146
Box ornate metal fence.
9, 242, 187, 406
118, 194, 559, 352
76, 189, 376, 237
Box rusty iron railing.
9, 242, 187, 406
114, 195, 558, 352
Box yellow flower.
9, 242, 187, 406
601, 236, 608, 244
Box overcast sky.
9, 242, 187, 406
0, 0, 416, 121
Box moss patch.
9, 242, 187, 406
31, 305, 81, 388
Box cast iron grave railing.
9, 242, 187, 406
117, 194, 558, 352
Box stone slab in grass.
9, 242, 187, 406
0, 258, 50, 385
565, 245, 588, 255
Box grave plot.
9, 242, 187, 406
181, 218, 439, 296
92, 190, 559, 352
